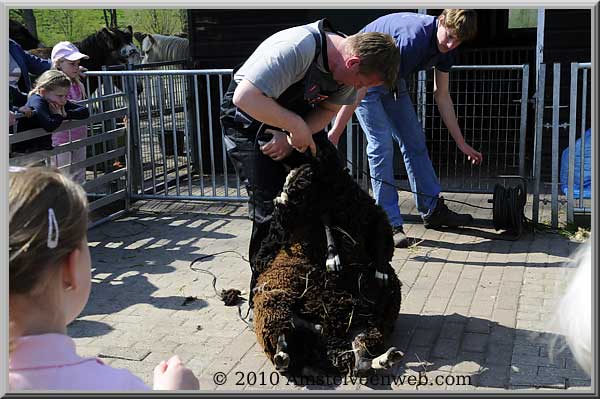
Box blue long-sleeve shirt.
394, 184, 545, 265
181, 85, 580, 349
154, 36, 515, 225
12, 94, 90, 153
8, 39, 51, 92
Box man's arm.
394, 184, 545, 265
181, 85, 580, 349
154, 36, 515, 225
434, 69, 482, 164
327, 88, 367, 146
233, 79, 316, 155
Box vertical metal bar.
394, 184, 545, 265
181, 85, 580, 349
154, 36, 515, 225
578, 68, 588, 208
219, 75, 229, 197
345, 118, 353, 174
157, 76, 168, 195
145, 75, 157, 195
418, 70, 427, 131
193, 75, 205, 196
168, 75, 180, 195
182, 74, 193, 196
536, 9, 545, 89
551, 63, 560, 229
205, 75, 217, 197
519, 64, 529, 177
122, 75, 131, 212
532, 64, 546, 224
567, 63, 578, 224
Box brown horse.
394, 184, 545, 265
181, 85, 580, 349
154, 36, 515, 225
28, 26, 141, 94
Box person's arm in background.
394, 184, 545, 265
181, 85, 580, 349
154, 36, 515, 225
434, 69, 482, 165
22, 48, 51, 76
233, 79, 316, 155
327, 87, 367, 146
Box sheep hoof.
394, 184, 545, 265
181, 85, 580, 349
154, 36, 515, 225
274, 191, 289, 206
372, 347, 404, 369
375, 270, 388, 286
274, 351, 290, 371
326, 255, 341, 272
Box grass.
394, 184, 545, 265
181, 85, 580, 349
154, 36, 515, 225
10, 9, 184, 47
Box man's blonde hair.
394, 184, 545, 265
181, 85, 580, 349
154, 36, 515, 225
346, 32, 400, 89
441, 9, 478, 42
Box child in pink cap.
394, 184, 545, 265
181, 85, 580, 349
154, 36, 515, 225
9, 167, 200, 391
50, 41, 89, 184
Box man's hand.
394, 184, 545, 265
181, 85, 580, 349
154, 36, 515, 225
261, 129, 294, 161
458, 142, 483, 165
287, 122, 316, 156
327, 128, 343, 147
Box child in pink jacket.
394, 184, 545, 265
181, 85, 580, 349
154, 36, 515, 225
50, 42, 89, 184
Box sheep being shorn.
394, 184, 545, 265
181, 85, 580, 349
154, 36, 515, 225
252, 138, 403, 377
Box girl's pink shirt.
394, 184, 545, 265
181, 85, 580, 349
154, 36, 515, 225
51, 82, 87, 147
9, 333, 150, 391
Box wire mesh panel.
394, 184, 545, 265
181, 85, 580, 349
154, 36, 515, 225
341, 65, 530, 194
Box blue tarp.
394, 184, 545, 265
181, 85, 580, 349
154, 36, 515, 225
560, 128, 591, 198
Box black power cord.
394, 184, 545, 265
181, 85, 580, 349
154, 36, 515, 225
344, 158, 529, 238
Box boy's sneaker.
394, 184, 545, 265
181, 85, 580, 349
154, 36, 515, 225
423, 197, 473, 229
393, 226, 409, 248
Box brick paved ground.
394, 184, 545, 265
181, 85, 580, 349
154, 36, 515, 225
74, 192, 592, 392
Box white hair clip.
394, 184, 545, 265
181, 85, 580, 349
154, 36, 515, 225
47, 208, 59, 249
9, 166, 27, 173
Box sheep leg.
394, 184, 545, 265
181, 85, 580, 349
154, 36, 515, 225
351, 333, 372, 376
322, 214, 341, 272
292, 313, 322, 335
273, 334, 290, 371
371, 347, 404, 370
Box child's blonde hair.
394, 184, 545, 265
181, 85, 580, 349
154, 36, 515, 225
28, 69, 72, 98
9, 167, 89, 351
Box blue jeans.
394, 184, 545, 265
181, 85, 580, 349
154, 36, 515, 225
355, 79, 440, 227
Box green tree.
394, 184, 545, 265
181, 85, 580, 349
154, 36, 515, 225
127, 9, 183, 35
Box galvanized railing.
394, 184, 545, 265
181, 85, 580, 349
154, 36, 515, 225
9, 93, 129, 228
12, 62, 590, 229
532, 62, 592, 227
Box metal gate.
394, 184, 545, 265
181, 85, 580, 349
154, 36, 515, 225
82, 62, 590, 228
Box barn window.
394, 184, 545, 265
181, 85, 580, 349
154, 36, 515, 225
508, 9, 537, 29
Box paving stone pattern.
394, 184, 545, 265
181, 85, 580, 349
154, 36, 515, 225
75, 193, 591, 392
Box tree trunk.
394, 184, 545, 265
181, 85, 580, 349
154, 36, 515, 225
21, 9, 38, 39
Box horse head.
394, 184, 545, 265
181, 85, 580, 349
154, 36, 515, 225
96, 25, 141, 66
140, 34, 158, 64
9, 19, 43, 50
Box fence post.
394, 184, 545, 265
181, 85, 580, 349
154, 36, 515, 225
551, 63, 560, 229
519, 64, 529, 178
532, 63, 546, 224
567, 63, 578, 224
125, 65, 142, 197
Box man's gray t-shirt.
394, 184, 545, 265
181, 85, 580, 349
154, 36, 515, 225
234, 21, 356, 105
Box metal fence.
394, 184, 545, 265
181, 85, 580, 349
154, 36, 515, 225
9, 90, 129, 228
535, 62, 592, 227
10, 62, 591, 229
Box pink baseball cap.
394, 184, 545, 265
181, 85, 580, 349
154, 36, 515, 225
51, 41, 89, 63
